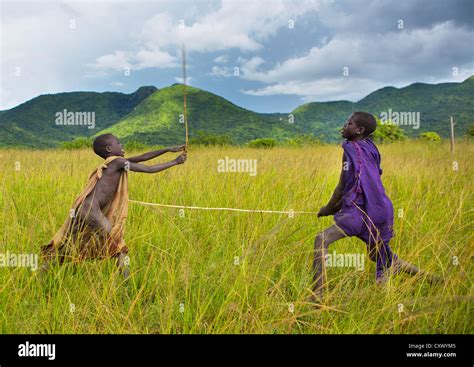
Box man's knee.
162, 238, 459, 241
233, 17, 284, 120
367, 240, 392, 263
314, 233, 330, 251
314, 233, 323, 248
367, 246, 377, 262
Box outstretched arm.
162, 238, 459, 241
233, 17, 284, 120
126, 152, 187, 173
127, 145, 186, 163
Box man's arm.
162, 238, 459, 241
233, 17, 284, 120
127, 145, 186, 163
318, 169, 344, 217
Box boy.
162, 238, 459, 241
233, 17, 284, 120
313, 112, 425, 299
40, 133, 187, 278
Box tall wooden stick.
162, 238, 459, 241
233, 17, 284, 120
182, 44, 188, 151
450, 116, 455, 155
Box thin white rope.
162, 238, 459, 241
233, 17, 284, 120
129, 199, 319, 215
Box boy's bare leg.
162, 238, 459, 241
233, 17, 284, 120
39, 255, 53, 278
312, 224, 347, 301
39, 242, 68, 278
86, 212, 131, 281
89, 214, 130, 280
83, 207, 129, 281
116, 252, 130, 280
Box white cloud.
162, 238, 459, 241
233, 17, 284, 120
240, 57, 266, 77
213, 55, 228, 64
169, 0, 318, 52
242, 77, 383, 102
86, 1, 318, 76
241, 21, 474, 101
134, 49, 178, 69
89, 48, 178, 73
1, 0, 471, 111
84, 0, 320, 80
210, 65, 233, 77
88, 51, 133, 72
174, 76, 193, 85
0, 1, 168, 108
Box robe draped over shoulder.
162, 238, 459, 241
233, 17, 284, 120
41, 156, 129, 262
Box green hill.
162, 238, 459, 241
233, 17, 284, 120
291, 77, 474, 141
356, 77, 474, 138
290, 101, 355, 142
98, 84, 294, 145
0, 86, 157, 148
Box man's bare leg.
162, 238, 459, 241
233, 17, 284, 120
392, 258, 419, 275
391, 258, 442, 284
312, 224, 347, 301
367, 240, 441, 285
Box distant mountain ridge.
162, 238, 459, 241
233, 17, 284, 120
1, 77, 472, 148
0, 86, 157, 147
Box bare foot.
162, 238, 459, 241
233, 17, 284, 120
376, 275, 388, 285
38, 262, 51, 281
122, 267, 130, 280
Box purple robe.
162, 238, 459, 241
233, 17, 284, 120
334, 139, 397, 279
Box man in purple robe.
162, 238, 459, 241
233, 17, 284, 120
312, 112, 424, 299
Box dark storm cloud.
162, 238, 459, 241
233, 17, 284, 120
318, 0, 474, 34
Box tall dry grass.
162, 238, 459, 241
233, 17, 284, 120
0, 141, 472, 333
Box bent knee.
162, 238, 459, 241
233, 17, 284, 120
86, 215, 112, 234
314, 233, 328, 249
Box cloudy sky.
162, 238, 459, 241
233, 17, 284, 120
1, 0, 473, 112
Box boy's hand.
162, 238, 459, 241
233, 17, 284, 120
169, 145, 186, 152
317, 206, 334, 217
175, 152, 187, 165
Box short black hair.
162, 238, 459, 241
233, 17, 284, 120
93, 133, 115, 158
351, 112, 377, 137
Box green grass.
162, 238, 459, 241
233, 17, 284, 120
0, 141, 472, 333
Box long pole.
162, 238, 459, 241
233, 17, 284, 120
182, 44, 188, 151
450, 116, 455, 155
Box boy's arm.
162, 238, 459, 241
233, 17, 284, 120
318, 169, 344, 217
118, 153, 187, 173
127, 145, 186, 163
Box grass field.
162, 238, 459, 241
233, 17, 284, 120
0, 141, 472, 334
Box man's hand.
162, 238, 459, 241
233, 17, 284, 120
317, 205, 334, 217
169, 145, 186, 153
175, 152, 187, 165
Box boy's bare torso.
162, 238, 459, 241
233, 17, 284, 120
76, 159, 126, 226
85, 159, 124, 210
